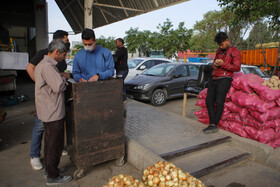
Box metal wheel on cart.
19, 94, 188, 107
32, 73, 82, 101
74, 169, 85, 180
115, 156, 125, 166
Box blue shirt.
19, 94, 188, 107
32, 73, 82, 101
72, 45, 115, 82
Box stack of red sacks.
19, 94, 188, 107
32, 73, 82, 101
194, 73, 280, 148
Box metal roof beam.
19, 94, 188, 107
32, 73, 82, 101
93, 2, 145, 12
118, 0, 129, 17
61, 0, 83, 32
95, 0, 109, 24
96, 6, 121, 21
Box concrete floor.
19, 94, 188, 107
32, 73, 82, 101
0, 77, 141, 187
1, 76, 280, 187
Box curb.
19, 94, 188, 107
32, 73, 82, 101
144, 104, 280, 172
126, 136, 165, 172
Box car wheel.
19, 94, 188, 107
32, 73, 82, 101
151, 89, 166, 106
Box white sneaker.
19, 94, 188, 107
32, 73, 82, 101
30, 157, 43, 170
62, 150, 68, 156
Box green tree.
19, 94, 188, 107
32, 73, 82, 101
125, 28, 152, 57
97, 36, 116, 52
156, 19, 192, 60
217, 0, 280, 27
217, 0, 280, 74
190, 9, 250, 53
246, 21, 278, 49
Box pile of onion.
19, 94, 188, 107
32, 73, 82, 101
142, 161, 205, 187
104, 174, 145, 187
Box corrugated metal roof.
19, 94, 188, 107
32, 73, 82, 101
55, 0, 189, 33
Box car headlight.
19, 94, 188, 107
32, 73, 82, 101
134, 83, 150, 90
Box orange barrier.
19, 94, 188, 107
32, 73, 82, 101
241, 48, 279, 68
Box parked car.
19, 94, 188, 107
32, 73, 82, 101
126, 57, 173, 80
207, 63, 270, 79
125, 63, 200, 106
240, 64, 270, 79
184, 63, 270, 97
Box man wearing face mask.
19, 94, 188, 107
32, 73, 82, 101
26, 30, 70, 171
72, 28, 115, 82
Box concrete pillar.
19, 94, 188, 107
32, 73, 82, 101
35, 0, 48, 51
84, 0, 93, 29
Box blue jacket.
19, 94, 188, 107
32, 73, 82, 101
73, 45, 115, 82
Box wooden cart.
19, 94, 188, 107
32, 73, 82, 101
65, 79, 125, 179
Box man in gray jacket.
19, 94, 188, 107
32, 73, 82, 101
34, 39, 72, 185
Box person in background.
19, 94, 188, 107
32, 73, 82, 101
72, 28, 114, 83
35, 39, 72, 185
113, 38, 128, 101
26, 30, 70, 170
203, 32, 241, 134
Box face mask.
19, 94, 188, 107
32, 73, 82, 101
84, 44, 95, 52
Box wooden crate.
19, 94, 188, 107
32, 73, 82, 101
65, 79, 125, 172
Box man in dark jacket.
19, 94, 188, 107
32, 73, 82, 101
113, 38, 128, 101
203, 32, 241, 134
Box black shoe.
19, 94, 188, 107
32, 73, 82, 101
44, 168, 67, 179
46, 175, 72, 185
203, 124, 219, 134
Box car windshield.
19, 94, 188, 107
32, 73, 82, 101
143, 64, 175, 77
242, 67, 269, 78
127, 59, 144, 69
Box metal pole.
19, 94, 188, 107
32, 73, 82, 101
84, 0, 93, 29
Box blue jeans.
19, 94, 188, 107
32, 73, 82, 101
30, 115, 44, 158
116, 70, 129, 101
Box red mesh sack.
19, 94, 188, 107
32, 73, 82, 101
231, 91, 269, 113
196, 99, 207, 108
226, 86, 237, 100
221, 113, 242, 124
250, 84, 280, 102
198, 118, 210, 125
267, 101, 277, 109
243, 115, 276, 130
267, 139, 280, 149
226, 121, 247, 138
248, 109, 269, 122
244, 126, 280, 144
231, 73, 264, 93
194, 108, 208, 119
275, 98, 280, 107
198, 88, 207, 99
224, 101, 249, 119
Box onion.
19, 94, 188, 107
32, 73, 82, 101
153, 176, 160, 184
166, 175, 171, 181
104, 174, 145, 187
178, 172, 187, 180
148, 174, 153, 180
148, 179, 153, 186
142, 161, 206, 187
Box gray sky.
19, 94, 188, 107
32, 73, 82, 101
47, 0, 222, 43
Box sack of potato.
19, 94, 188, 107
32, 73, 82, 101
262, 76, 280, 90
142, 161, 205, 187
104, 174, 145, 187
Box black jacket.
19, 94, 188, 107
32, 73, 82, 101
113, 46, 128, 71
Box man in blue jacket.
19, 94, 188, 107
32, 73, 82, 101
73, 28, 114, 82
